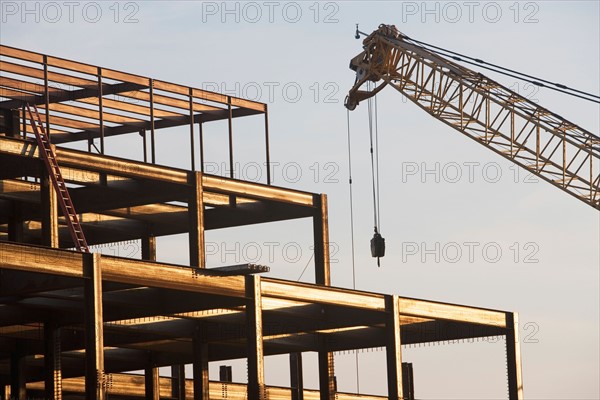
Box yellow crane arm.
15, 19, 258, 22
345, 24, 600, 210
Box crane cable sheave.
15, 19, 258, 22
345, 24, 466, 110
345, 24, 405, 110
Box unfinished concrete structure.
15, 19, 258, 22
0, 45, 523, 399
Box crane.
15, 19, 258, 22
345, 24, 600, 210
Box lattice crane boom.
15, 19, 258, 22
345, 24, 600, 210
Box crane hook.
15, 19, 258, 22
370, 227, 385, 267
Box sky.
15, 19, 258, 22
1, 1, 599, 398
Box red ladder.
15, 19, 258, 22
26, 103, 90, 253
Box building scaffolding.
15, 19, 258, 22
0, 45, 523, 399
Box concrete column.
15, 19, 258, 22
171, 364, 186, 400
7, 202, 23, 242
312, 194, 330, 286
290, 352, 304, 400
142, 235, 157, 261
246, 275, 265, 399
189, 171, 205, 268
44, 321, 62, 400
10, 340, 26, 400
313, 194, 334, 400
385, 295, 403, 400
84, 253, 105, 400
41, 168, 59, 248
144, 366, 159, 400
192, 328, 209, 400
318, 351, 335, 400
506, 312, 524, 400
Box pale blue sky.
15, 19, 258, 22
1, 1, 599, 398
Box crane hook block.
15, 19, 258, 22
371, 232, 386, 258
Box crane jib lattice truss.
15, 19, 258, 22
345, 24, 600, 210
